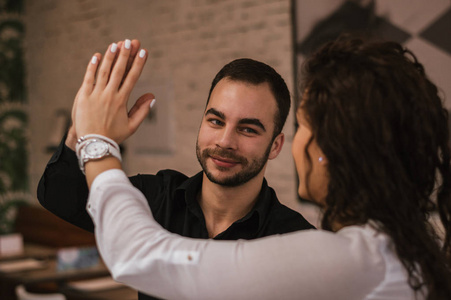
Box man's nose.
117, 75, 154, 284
216, 127, 238, 150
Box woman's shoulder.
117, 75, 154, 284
335, 224, 416, 299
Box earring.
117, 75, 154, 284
318, 157, 324, 162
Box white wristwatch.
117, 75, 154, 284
76, 136, 122, 174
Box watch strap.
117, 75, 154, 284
76, 135, 122, 174
77, 134, 120, 151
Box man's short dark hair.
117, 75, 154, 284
206, 58, 291, 138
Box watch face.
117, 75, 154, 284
85, 140, 109, 158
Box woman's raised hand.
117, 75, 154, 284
73, 39, 155, 145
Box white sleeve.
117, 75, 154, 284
87, 169, 384, 300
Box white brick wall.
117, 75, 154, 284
26, 0, 306, 214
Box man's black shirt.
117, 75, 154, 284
37, 136, 315, 300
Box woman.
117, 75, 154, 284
74, 36, 451, 299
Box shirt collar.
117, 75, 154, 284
175, 172, 275, 233
243, 177, 273, 229
176, 171, 203, 205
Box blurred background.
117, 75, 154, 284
0, 0, 450, 298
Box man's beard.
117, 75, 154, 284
196, 141, 272, 187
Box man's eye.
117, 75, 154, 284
242, 128, 258, 134
209, 119, 224, 126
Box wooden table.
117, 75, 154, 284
0, 258, 110, 299
0, 243, 57, 262
0, 243, 137, 300
2, 259, 109, 284
60, 285, 138, 300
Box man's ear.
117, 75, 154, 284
268, 133, 284, 160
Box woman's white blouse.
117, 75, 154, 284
87, 169, 419, 300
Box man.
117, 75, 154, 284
38, 40, 314, 300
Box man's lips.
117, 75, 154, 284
210, 156, 240, 168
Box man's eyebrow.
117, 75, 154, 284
205, 108, 225, 119
239, 118, 266, 132
205, 108, 266, 132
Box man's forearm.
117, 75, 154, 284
37, 140, 94, 232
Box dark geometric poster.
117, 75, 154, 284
293, 0, 451, 109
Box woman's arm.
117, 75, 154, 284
87, 169, 382, 300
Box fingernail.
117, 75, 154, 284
150, 99, 156, 108
139, 49, 146, 58
91, 56, 97, 64
111, 43, 118, 53
125, 39, 131, 49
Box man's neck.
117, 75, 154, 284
198, 173, 264, 238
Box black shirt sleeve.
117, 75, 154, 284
37, 134, 173, 234
37, 134, 95, 232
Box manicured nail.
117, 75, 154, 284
125, 39, 131, 49
150, 99, 156, 108
91, 56, 97, 64
111, 43, 118, 53
139, 49, 146, 58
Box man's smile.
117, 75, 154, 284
210, 155, 240, 168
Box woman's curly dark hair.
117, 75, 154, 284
301, 36, 451, 299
